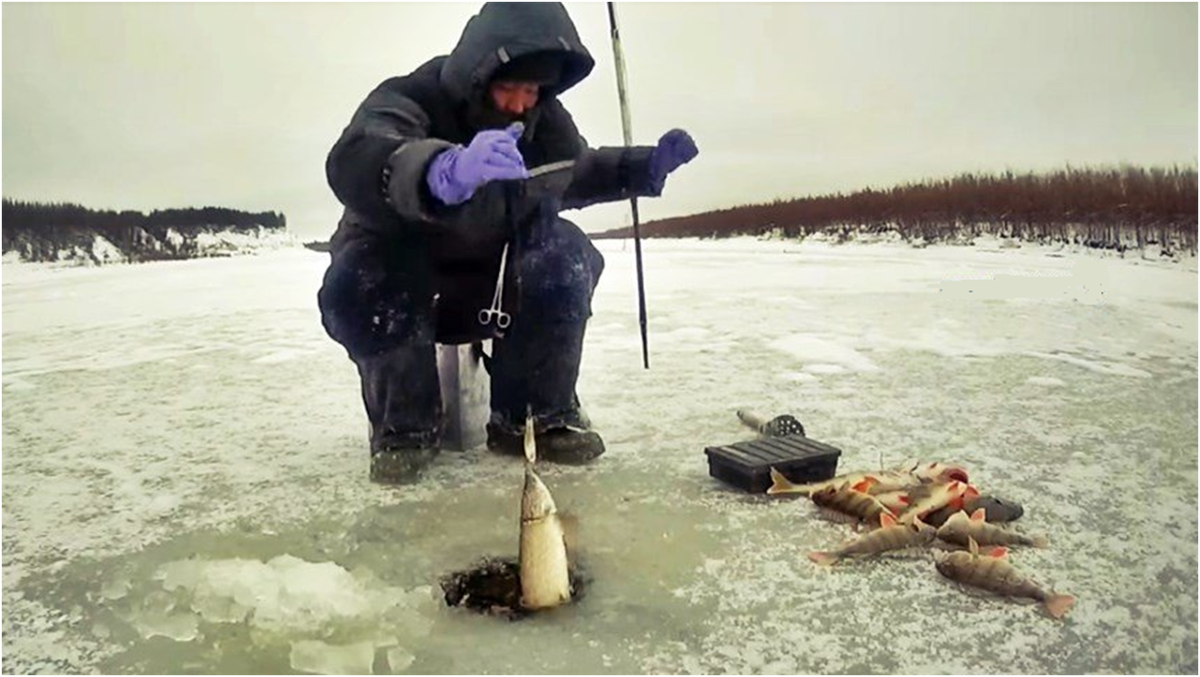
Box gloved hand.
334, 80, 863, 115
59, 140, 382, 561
648, 129, 698, 194
426, 123, 529, 205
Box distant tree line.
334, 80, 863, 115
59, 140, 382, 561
0, 196, 290, 262
0, 196, 285, 234
594, 165, 1198, 254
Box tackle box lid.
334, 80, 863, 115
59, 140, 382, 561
705, 435, 842, 493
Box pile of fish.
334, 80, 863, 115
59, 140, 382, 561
769, 462, 1075, 620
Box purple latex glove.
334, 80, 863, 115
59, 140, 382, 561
648, 129, 699, 194
426, 123, 529, 206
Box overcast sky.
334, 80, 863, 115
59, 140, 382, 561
3, 2, 1196, 240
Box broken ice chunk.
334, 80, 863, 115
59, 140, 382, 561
289, 639, 376, 675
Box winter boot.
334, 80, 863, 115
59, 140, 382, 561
355, 345, 443, 484
486, 419, 606, 465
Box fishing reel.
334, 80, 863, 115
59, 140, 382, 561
736, 410, 806, 437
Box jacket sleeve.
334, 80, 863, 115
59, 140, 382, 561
326, 78, 448, 227
536, 100, 661, 211
325, 78, 510, 238
562, 145, 659, 210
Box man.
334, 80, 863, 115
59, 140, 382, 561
319, 2, 697, 483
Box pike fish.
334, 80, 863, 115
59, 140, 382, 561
808, 513, 937, 566
810, 482, 896, 527
936, 509, 1048, 548
518, 414, 571, 610
934, 537, 1074, 620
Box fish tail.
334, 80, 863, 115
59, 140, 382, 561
768, 467, 807, 495
1031, 534, 1049, 548
1043, 593, 1075, 619
807, 551, 839, 567
523, 410, 537, 464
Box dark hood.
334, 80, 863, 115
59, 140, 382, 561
440, 2, 595, 103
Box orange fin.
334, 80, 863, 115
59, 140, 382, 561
1044, 594, 1075, 620
879, 512, 897, 528
807, 551, 839, 567
851, 477, 877, 493
970, 508, 987, 522
987, 546, 1008, 559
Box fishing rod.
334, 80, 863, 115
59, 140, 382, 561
606, 2, 650, 370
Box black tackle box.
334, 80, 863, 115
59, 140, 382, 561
705, 435, 842, 493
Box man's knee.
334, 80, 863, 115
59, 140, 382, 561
317, 243, 436, 358
518, 218, 604, 322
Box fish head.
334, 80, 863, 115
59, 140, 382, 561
933, 549, 970, 577
810, 485, 839, 504
914, 462, 970, 484
911, 515, 938, 540
940, 465, 970, 484
931, 548, 957, 572
930, 548, 948, 565
521, 466, 558, 520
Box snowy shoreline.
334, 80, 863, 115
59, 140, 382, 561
5, 230, 1197, 274
594, 231, 1199, 272
1, 225, 300, 268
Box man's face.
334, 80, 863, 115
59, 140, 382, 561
488, 80, 540, 120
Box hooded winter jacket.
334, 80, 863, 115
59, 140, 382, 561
325, 2, 659, 261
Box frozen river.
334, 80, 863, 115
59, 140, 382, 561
3, 237, 1196, 673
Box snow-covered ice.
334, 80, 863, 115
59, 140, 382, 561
2, 237, 1196, 673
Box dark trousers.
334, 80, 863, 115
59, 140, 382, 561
317, 209, 604, 452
